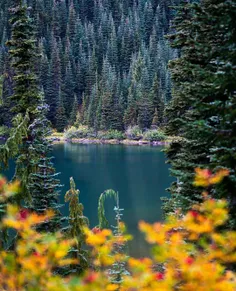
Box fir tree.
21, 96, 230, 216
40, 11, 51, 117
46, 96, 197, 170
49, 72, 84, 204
151, 108, 159, 127
98, 189, 129, 285
69, 94, 78, 126
165, 0, 236, 225
137, 91, 154, 130
6, 1, 40, 116
1, 0, 63, 235
28, 101, 62, 232
55, 89, 67, 132
65, 177, 89, 275
0, 0, 179, 132
0, 0, 41, 198
62, 62, 75, 117
151, 74, 164, 124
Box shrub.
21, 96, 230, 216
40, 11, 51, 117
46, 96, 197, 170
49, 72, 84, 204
0, 169, 235, 290
143, 129, 166, 142
125, 126, 143, 140
64, 126, 92, 139
51, 131, 64, 138
0, 125, 9, 138
97, 130, 125, 140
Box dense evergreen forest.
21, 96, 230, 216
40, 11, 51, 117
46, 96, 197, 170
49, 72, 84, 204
0, 0, 180, 131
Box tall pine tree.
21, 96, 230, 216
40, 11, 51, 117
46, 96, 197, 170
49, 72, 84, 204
164, 0, 236, 226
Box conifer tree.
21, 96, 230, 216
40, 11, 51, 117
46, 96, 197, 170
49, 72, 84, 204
151, 74, 164, 124
101, 90, 114, 130
45, 65, 59, 126
0, 75, 3, 102
137, 92, 154, 130
0, 1, 62, 238
0, 0, 42, 197
55, 89, 67, 132
1, 1, 63, 231
6, 1, 40, 116
0, 0, 180, 132
87, 81, 99, 128
69, 94, 78, 126
151, 108, 159, 127
65, 177, 89, 274
165, 0, 236, 224
98, 189, 129, 284
62, 62, 75, 117
28, 101, 62, 232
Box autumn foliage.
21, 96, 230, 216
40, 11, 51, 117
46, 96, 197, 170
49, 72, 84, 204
0, 169, 235, 290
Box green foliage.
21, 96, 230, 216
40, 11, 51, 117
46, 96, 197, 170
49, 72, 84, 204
98, 189, 118, 229
0, 75, 3, 104
64, 126, 93, 139
152, 108, 159, 127
0, 112, 29, 169
125, 126, 143, 140
69, 95, 78, 126
137, 94, 154, 130
0, 1, 42, 199
97, 189, 129, 284
28, 102, 62, 232
6, 3, 40, 116
65, 177, 89, 274
97, 130, 125, 141
0, 125, 9, 138
0, 1, 62, 236
164, 0, 236, 225
0, 0, 177, 131
143, 129, 166, 142
55, 90, 67, 132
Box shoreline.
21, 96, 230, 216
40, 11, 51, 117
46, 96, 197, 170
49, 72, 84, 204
49, 137, 170, 146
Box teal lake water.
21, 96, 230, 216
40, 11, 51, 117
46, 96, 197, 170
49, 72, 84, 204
4, 143, 173, 256
53, 143, 173, 256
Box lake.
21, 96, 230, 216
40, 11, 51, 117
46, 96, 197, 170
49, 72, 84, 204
53, 143, 173, 257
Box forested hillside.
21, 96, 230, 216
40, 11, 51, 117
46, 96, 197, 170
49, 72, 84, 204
0, 0, 180, 131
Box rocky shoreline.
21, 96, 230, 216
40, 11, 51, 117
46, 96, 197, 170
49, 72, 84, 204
49, 137, 169, 146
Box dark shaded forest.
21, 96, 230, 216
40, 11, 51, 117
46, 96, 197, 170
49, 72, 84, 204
0, 0, 181, 132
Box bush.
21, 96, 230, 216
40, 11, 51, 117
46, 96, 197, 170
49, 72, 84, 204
125, 126, 143, 140
97, 130, 125, 140
0, 125, 9, 138
0, 170, 235, 290
143, 129, 166, 142
64, 126, 93, 139
51, 131, 64, 138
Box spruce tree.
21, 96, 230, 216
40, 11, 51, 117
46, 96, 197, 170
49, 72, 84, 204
28, 101, 62, 232
151, 108, 159, 127
151, 74, 164, 124
98, 190, 129, 284
165, 0, 236, 224
137, 91, 154, 130
0, 1, 62, 237
6, 1, 40, 116
64, 177, 89, 275
0, 0, 41, 197
55, 89, 67, 132
0, 0, 181, 133
69, 94, 78, 126
62, 62, 75, 117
